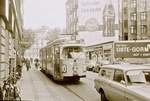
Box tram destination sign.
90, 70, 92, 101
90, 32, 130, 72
114, 41, 150, 58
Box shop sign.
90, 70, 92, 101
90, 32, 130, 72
114, 41, 150, 58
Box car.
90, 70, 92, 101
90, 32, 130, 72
92, 64, 101, 73
86, 60, 96, 71
94, 64, 150, 101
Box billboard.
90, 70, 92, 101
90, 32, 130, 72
114, 41, 150, 58
78, 0, 119, 28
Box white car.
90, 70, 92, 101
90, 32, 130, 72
94, 64, 150, 101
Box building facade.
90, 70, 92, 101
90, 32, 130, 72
0, 0, 23, 94
66, 0, 78, 37
103, 0, 115, 37
119, 0, 150, 40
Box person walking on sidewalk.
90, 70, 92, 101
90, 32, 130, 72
34, 58, 40, 70
0, 87, 3, 100
25, 59, 31, 71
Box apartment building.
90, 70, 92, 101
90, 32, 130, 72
0, 0, 23, 87
119, 0, 150, 40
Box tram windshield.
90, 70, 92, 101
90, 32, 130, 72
62, 46, 85, 59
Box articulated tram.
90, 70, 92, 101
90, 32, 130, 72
40, 38, 86, 81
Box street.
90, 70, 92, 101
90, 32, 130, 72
1, 0, 150, 101
18, 65, 100, 101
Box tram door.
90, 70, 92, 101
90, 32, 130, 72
54, 46, 61, 79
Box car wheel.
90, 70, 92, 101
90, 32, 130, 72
100, 90, 107, 101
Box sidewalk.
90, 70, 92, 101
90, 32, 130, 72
17, 64, 55, 101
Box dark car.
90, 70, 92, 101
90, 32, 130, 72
92, 64, 101, 73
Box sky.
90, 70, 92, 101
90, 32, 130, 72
23, 0, 67, 29
23, 0, 119, 30
23, 0, 119, 46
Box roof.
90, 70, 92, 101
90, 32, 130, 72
62, 43, 85, 47
102, 64, 150, 71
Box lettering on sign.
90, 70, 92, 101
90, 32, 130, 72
114, 42, 150, 58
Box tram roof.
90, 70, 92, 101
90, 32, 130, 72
62, 44, 85, 47
46, 38, 85, 47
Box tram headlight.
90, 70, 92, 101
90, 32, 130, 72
62, 65, 67, 73
73, 66, 78, 72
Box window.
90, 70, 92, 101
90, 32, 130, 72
62, 47, 84, 59
144, 71, 150, 83
124, 20, 128, 28
123, 8, 128, 17
89, 52, 92, 60
140, 0, 146, 9
140, 12, 146, 20
114, 70, 125, 83
140, 25, 147, 34
130, 26, 136, 34
131, 13, 136, 21
100, 68, 114, 80
47, 47, 52, 62
126, 70, 147, 84
101, 70, 106, 76
124, 32, 128, 40
131, 0, 137, 8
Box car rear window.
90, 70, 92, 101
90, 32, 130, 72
126, 70, 150, 84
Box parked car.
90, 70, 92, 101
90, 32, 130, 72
92, 63, 101, 73
94, 64, 150, 101
86, 65, 94, 71
86, 60, 96, 71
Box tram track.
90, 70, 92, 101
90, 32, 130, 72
61, 77, 96, 101
40, 70, 85, 101
40, 70, 97, 101
62, 85, 86, 101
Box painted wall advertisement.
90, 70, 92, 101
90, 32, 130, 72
114, 42, 150, 58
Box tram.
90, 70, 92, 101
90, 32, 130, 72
40, 38, 86, 81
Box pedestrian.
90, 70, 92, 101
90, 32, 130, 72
26, 59, 31, 71
16, 65, 22, 79
34, 59, 40, 70
0, 86, 3, 100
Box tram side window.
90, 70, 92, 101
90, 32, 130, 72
67, 50, 71, 58
89, 52, 92, 60
48, 47, 52, 62
55, 47, 60, 56
62, 49, 67, 59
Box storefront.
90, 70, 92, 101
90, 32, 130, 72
86, 40, 150, 65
